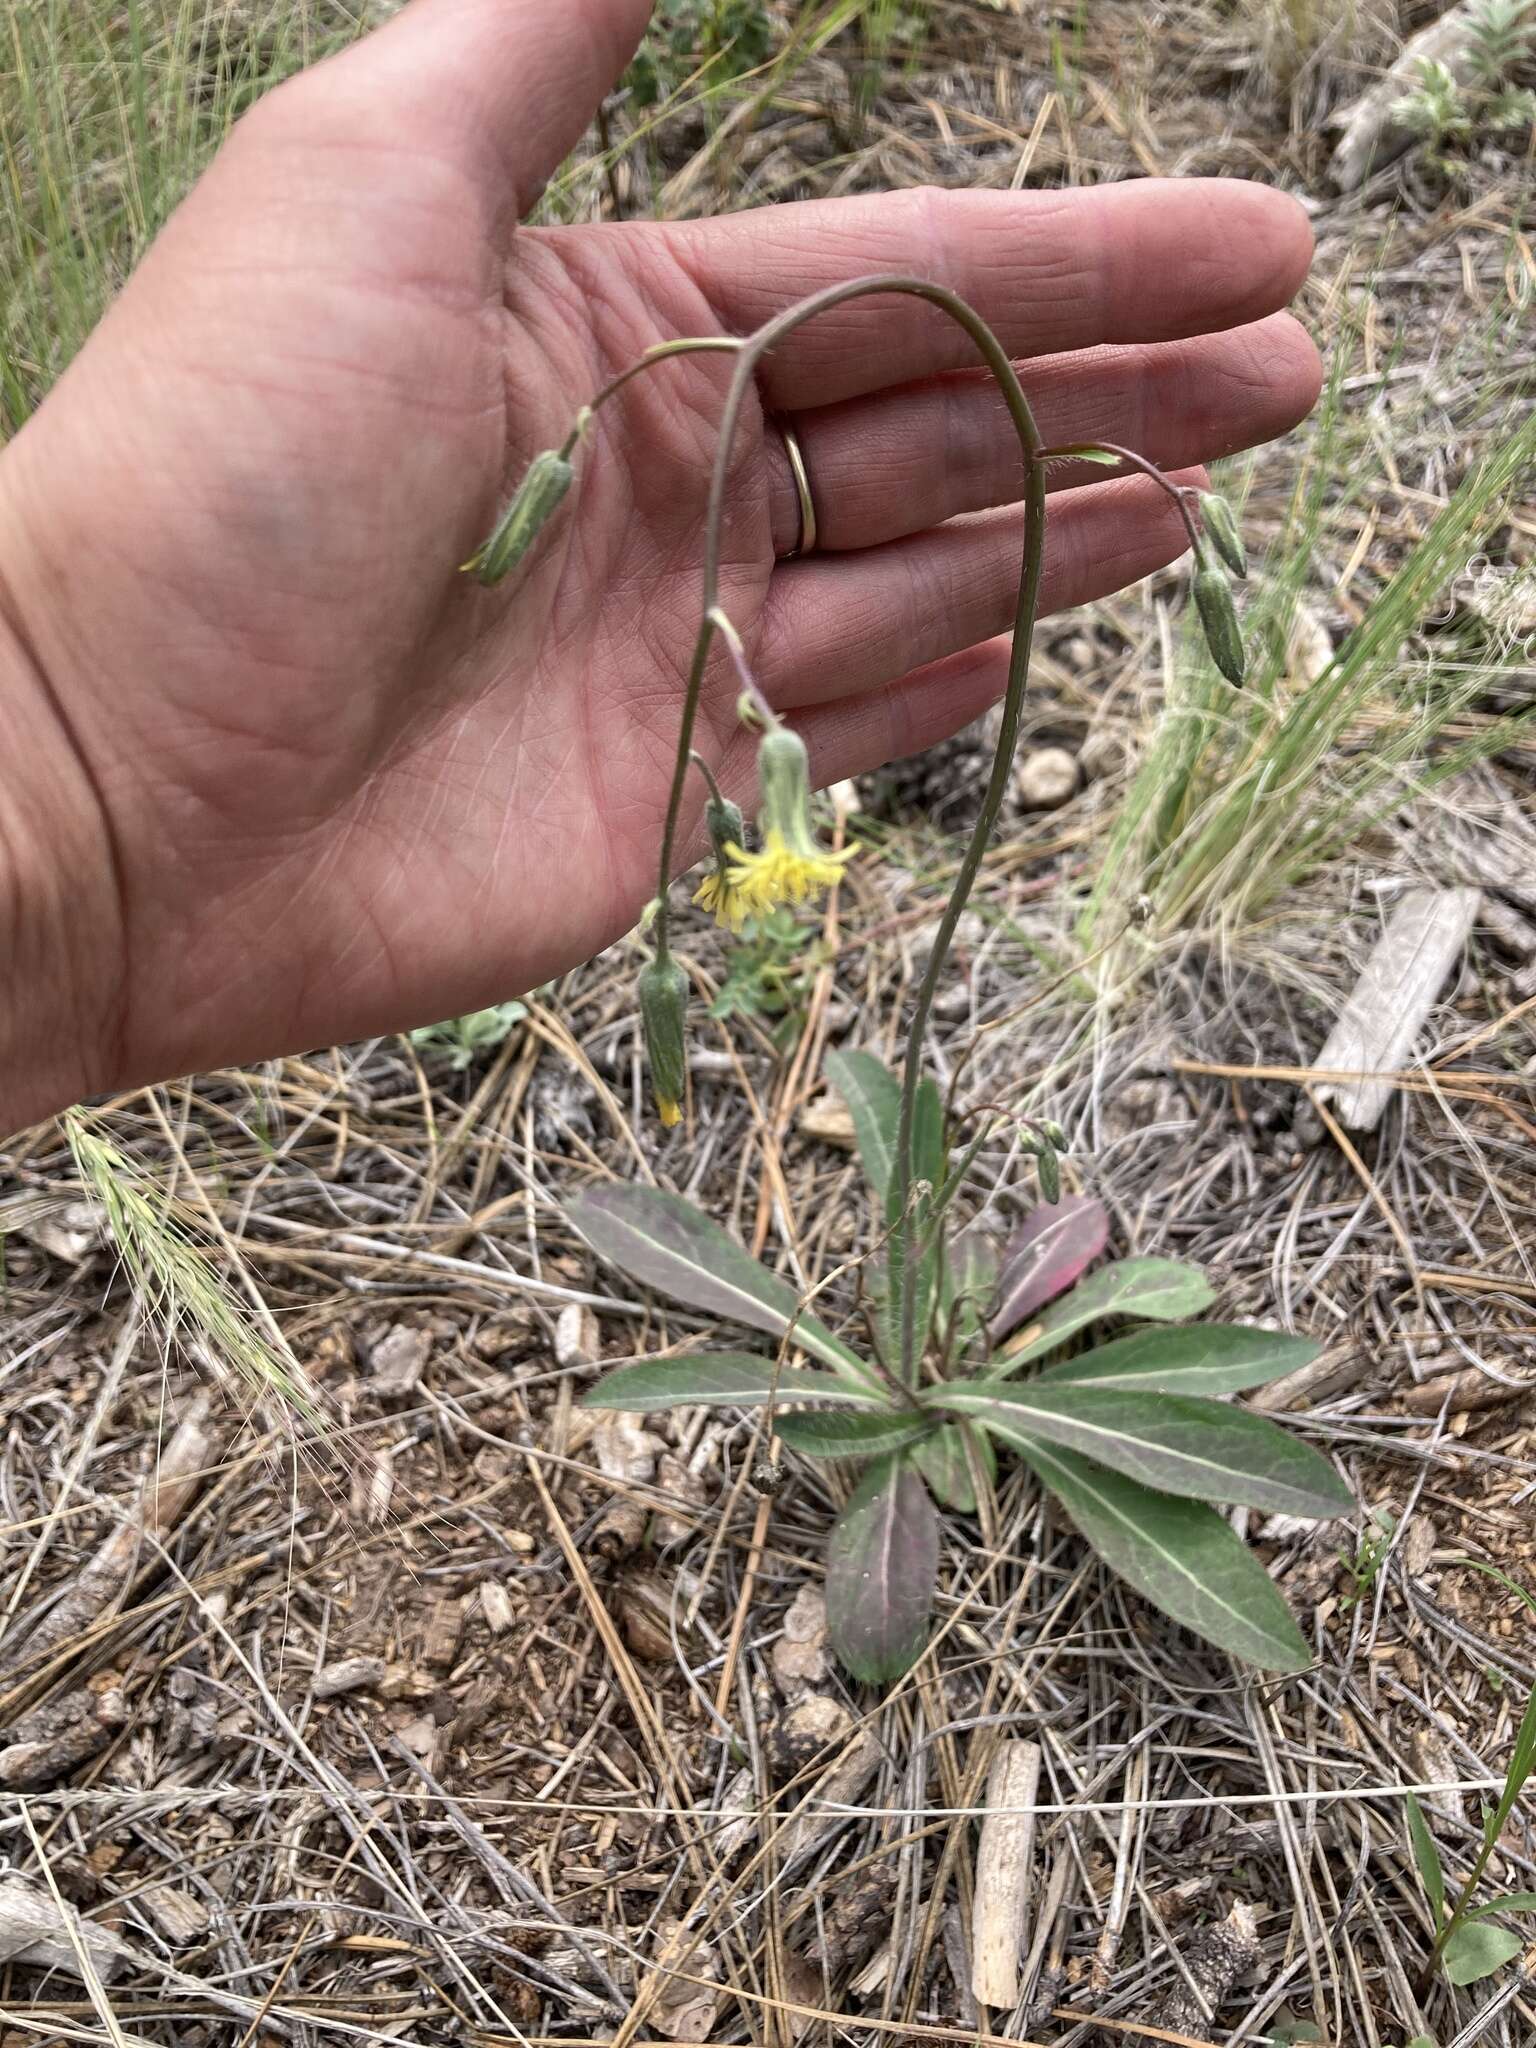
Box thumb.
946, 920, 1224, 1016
286, 0, 654, 223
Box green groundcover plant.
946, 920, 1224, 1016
466, 273, 1351, 1683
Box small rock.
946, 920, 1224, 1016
771, 1587, 830, 1696
1078, 728, 1126, 781
140, 1885, 210, 1945
366, 1324, 431, 1399
313, 1655, 387, 1699
480, 1581, 517, 1634
1016, 746, 1079, 811
18, 1201, 108, 1264
554, 1302, 599, 1369
769, 1692, 854, 1778
798, 1098, 857, 1149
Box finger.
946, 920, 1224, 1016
267, 0, 651, 223
763, 312, 1320, 555
756, 470, 1203, 713
668, 179, 1312, 409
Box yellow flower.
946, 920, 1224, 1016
694, 866, 755, 933
721, 725, 855, 919
721, 828, 854, 917
657, 1095, 682, 1128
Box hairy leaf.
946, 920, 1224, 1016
774, 1410, 935, 1459
1014, 1440, 1310, 1670
569, 1185, 876, 1391
826, 1052, 944, 1373
585, 1354, 881, 1412
998, 1257, 1216, 1368
938, 1228, 999, 1359
825, 1049, 901, 1207
1442, 1919, 1522, 1986
1405, 1791, 1445, 1926
880, 1075, 946, 1375
825, 1457, 939, 1684
990, 1195, 1110, 1337
914, 1422, 996, 1514
942, 1383, 1351, 1518
1037, 1323, 1318, 1396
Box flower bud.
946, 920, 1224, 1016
1039, 1119, 1067, 1151
1194, 557, 1246, 685
705, 794, 746, 867
1198, 492, 1248, 580
758, 725, 813, 837
639, 954, 688, 1128
463, 448, 574, 586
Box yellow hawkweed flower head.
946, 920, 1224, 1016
693, 793, 754, 932
722, 727, 854, 919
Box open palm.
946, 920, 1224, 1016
0, 0, 1320, 1125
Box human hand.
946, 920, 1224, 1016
0, 0, 1320, 1131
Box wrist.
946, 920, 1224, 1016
0, 482, 128, 1135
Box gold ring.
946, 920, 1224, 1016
774, 414, 818, 559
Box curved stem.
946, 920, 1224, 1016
574, 336, 745, 448
1036, 439, 1203, 554
648, 275, 1046, 1381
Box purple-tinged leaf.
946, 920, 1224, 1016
825, 1457, 939, 1685
990, 1196, 1110, 1339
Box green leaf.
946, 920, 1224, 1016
1404, 2035, 1438, 2048
914, 1422, 996, 1513
1442, 1918, 1523, 1985
998, 1257, 1216, 1368
911, 1075, 946, 1206
584, 1354, 881, 1412
1038, 1324, 1318, 1396
825, 1053, 944, 1373
773, 1410, 935, 1460
825, 1457, 940, 1684
568, 1185, 877, 1392
1486, 1679, 1536, 1846
1405, 1792, 1445, 1926
879, 1075, 945, 1375
1468, 1891, 1536, 1918
824, 1049, 901, 1208
937, 1229, 999, 1359
939, 1384, 1353, 1519
1013, 1441, 1310, 1670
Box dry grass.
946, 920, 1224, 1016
3, 4, 1536, 2047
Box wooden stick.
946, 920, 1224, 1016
970, 1739, 1042, 2009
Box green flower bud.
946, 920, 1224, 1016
1198, 491, 1248, 580
464, 448, 574, 587
1039, 1119, 1067, 1151
639, 953, 688, 1128
757, 725, 814, 845
1194, 557, 1246, 685
705, 794, 746, 867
